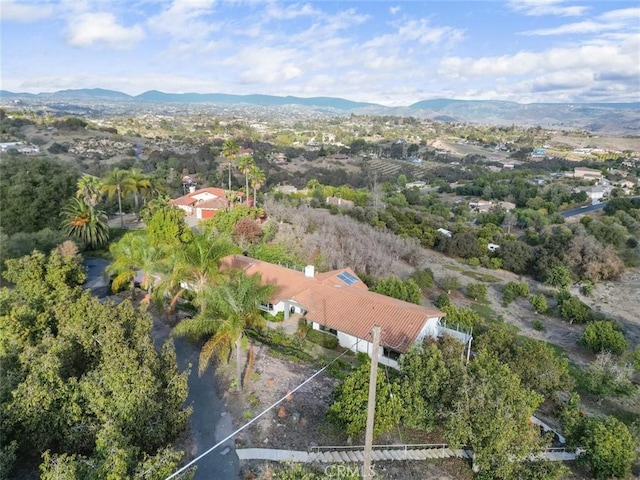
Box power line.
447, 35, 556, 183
164, 340, 359, 480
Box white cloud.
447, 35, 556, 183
66, 12, 144, 48
0, 0, 56, 22
524, 5, 640, 36
438, 43, 635, 78
148, 0, 217, 39
524, 20, 624, 36
389, 5, 401, 16
508, 0, 589, 17
232, 46, 303, 84
600, 7, 640, 22
264, 2, 320, 20
365, 19, 464, 49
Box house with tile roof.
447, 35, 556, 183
220, 255, 470, 368
169, 187, 241, 219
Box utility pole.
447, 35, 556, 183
363, 325, 381, 480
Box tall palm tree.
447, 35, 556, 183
76, 174, 103, 207
107, 232, 161, 300
248, 165, 266, 207
173, 271, 276, 388
222, 140, 240, 194
101, 168, 133, 228
60, 197, 109, 250
128, 169, 152, 221
237, 154, 255, 205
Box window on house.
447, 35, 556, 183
319, 325, 338, 336
260, 302, 274, 311
383, 347, 401, 361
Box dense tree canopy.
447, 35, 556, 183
0, 157, 79, 235
0, 251, 190, 478
445, 350, 545, 480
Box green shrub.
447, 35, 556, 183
306, 329, 339, 349
579, 416, 637, 480
440, 275, 461, 293
490, 257, 503, 269
502, 281, 530, 306
529, 294, 548, 314
467, 257, 480, 267
581, 321, 628, 355
434, 293, 450, 309
555, 288, 571, 305
581, 282, 594, 296
545, 265, 573, 288
559, 296, 592, 324
372, 275, 422, 305
409, 267, 434, 288
631, 345, 640, 372
532, 319, 544, 331
466, 282, 488, 302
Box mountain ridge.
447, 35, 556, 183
2, 88, 638, 109
1, 89, 638, 133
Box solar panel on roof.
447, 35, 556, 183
337, 271, 359, 286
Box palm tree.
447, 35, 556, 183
128, 169, 152, 221
101, 168, 133, 228
107, 232, 161, 300
61, 197, 109, 249
237, 154, 255, 204
248, 165, 266, 207
222, 139, 239, 162
158, 234, 239, 316
173, 271, 276, 388
222, 140, 239, 194
76, 174, 103, 207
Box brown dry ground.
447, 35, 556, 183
216, 344, 474, 480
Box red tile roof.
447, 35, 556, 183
220, 255, 443, 352
169, 187, 234, 209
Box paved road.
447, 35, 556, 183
560, 202, 606, 218
83, 258, 239, 479
83, 257, 110, 298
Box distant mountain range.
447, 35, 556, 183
1, 88, 639, 133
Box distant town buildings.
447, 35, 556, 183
0, 142, 40, 154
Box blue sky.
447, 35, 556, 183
1, 0, 638, 106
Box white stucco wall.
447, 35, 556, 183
311, 322, 399, 369
415, 317, 441, 344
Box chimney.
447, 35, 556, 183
304, 265, 315, 278
189, 185, 196, 193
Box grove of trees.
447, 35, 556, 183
0, 250, 190, 478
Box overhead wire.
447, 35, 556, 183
164, 338, 361, 480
